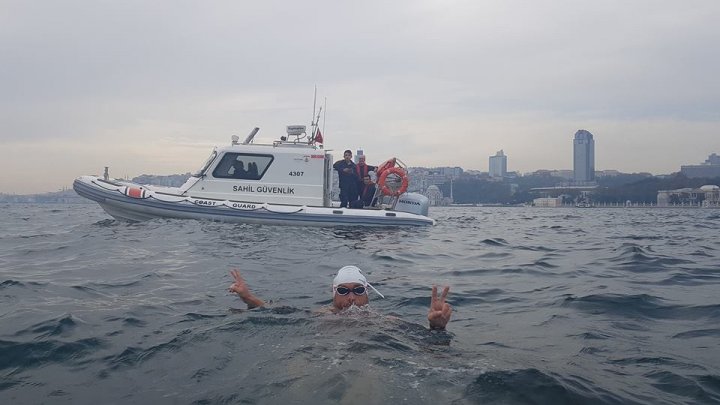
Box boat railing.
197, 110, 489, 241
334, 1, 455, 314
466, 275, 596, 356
372, 158, 410, 210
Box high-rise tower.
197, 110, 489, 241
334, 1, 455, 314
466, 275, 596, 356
489, 150, 507, 178
573, 130, 595, 183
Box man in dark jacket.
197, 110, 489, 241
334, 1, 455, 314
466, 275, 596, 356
333, 150, 358, 208
359, 175, 378, 207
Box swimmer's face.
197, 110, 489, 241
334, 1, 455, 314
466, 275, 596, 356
332, 282, 369, 310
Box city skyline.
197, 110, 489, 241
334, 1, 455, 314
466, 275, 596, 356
5, 151, 720, 198
3, 143, 718, 196
2, 1, 719, 194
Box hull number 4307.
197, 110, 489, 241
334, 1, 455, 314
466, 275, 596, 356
289, 171, 304, 176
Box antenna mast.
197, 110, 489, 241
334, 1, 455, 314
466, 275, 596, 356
310, 86, 323, 144
311, 85, 317, 128
322, 97, 327, 137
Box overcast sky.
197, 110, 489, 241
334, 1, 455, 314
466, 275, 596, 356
2, 0, 719, 193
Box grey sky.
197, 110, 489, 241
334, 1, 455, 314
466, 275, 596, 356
2, 0, 718, 193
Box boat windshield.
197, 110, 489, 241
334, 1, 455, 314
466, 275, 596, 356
192, 150, 217, 177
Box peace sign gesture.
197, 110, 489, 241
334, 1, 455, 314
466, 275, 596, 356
428, 285, 452, 330
228, 269, 265, 309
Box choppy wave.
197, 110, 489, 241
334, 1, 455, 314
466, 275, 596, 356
462, 368, 630, 404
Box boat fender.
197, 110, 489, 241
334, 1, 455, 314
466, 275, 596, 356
378, 167, 409, 197
124, 186, 147, 199
264, 205, 305, 214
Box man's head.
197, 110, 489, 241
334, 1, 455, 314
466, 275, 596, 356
343, 150, 352, 162
358, 155, 366, 164
332, 266, 383, 310
363, 175, 372, 184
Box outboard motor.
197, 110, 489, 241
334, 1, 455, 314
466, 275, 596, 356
394, 192, 430, 216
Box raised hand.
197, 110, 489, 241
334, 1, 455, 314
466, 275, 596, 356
229, 269, 264, 309
428, 285, 452, 330
229, 269, 250, 296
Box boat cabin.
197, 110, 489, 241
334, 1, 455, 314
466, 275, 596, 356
180, 126, 333, 207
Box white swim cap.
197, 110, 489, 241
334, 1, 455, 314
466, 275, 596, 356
333, 266, 384, 298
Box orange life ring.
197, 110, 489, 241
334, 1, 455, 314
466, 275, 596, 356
377, 167, 409, 197
375, 158, 397, 177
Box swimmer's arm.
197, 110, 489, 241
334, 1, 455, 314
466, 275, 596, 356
229, 269, 265, 309
237, 292, 265, 309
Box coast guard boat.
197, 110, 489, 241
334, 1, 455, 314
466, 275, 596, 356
73, 125, 434, 227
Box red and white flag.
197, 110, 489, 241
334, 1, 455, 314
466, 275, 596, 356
314, 129, 324, 144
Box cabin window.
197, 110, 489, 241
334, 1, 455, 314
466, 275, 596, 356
193, 150, 217, 177
212, 153, 274, 180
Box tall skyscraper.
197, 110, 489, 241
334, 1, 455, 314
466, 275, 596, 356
489, 150, 507, 178
573, 130, 595, 183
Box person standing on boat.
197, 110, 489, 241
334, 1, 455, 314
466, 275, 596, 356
228, 266, 453, 331
333, 150, 359, 208
354, 155, 377, 189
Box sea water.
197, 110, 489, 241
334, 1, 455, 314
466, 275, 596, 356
1, 204, 719, 404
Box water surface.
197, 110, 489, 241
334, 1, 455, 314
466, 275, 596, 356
1, 204, 719, 404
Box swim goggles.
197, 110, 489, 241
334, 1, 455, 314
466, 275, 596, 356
334, 285, 367, 296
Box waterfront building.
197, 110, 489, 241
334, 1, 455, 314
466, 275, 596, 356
573, 130, 595, 183
702, 185, 720, 207
533, 197, 563, 207
657, 185, 720, 207
425, 185, 445, 206
489, 150, 508, 178
680, 153, 720, 178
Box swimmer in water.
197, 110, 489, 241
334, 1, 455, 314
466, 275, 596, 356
229, 266, 452, 330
